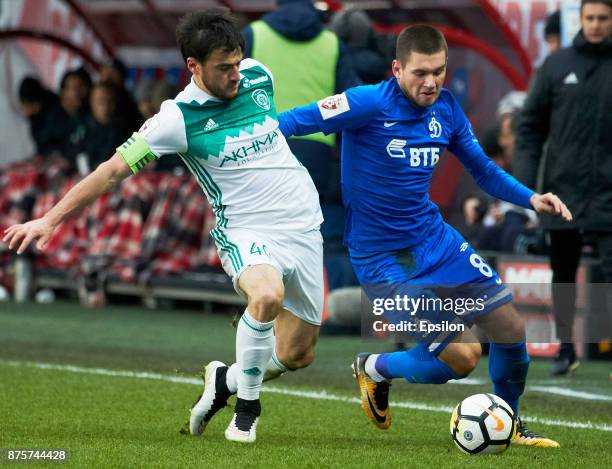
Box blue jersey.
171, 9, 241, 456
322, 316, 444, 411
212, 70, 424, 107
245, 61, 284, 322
279, 78, 534, 253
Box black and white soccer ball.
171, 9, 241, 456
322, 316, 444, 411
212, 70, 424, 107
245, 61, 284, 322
450, 393, 516, 455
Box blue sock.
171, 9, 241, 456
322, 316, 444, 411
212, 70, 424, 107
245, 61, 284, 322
488, 340, 530, 415
375, 343, 461, 384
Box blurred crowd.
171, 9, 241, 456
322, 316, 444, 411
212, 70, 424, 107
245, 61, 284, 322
453, 90, 542, 254
0, 61, 219, 305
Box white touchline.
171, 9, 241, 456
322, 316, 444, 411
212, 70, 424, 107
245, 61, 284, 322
449, 378, 612, 401
529, 386, 612, 402
3, 360, 611, 432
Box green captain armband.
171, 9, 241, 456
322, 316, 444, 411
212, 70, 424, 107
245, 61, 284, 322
116, 132, 157, 174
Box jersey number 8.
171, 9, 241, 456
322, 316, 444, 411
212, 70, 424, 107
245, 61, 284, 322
469, 253, 493, 278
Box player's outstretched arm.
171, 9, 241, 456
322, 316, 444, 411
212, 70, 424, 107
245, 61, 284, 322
447, 94, 571, 223
2, 152, 131, 254
278, 103, 324, 139
529, 192, 572, 222
279, 87, 380, 139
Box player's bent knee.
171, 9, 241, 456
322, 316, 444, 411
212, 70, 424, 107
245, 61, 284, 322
249, 289, 284, 320
457, 343, 481, 376
440, 342, 482, 377
479, 303, 526, 343
466, 343, 482, 370
279, 346, 314, 370
506, 312, 526, 341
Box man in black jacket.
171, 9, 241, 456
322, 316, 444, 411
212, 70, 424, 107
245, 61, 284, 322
18, 77, 71, 158
514, 0, 612, 375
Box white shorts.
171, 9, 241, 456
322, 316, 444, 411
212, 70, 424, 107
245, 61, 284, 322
212, 227, 324, 326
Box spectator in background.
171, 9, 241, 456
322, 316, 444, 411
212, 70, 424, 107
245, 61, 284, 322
59, 69, 90, 118
490, 98, 540, 254
457, 92, 538, 253
59, 68, 93, 170
329, 9, 387, 84
133, 77, 157, 120
133, 78, 184, 173
496, 91, 525, 170
149, 80, 185, 174
514, 0, 612, 375
243, 0, 359, 289
134, 78, 180, 121
456, 129, 502, 246
242, 0, 358, 192
150, 80, 178, 112
61, 68, 92, 112
99, 59, 143, 131
544, 11, 561, 54
75, 67, 93, 102
77, 82, 130, 174
18, 77, 69, 158
482, 125, 506, 169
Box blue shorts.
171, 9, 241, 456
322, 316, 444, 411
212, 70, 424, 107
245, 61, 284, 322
350, 222, 512, 354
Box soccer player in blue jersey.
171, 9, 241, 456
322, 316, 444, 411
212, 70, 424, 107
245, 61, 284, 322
279, 25, 572, 448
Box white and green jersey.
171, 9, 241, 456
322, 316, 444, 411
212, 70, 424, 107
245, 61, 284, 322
117, 58, 322, 234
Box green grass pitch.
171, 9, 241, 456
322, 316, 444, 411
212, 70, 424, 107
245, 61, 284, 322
1, 301, 611, 468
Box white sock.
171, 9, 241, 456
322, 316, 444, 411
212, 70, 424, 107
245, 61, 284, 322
235, 309, 275, 401
226, 363, 240, 394
364, 354, 387, 382
263, 350, 288, 382
226, 350, 288, 393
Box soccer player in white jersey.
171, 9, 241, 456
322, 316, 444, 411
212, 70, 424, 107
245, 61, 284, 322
2, 11, 324, 444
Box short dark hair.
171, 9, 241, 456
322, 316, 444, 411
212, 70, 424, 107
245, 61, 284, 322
108, 59, 128, 81
19, 76, 45, 103
396, 25, 448, 63
74, 66, 93, 88
60, 67, 92, 91
581, 0, 612, 11
176, 10, 245, 63
92, 81, 117, 98
544, 11, 560, 39
60, 70, 80, 90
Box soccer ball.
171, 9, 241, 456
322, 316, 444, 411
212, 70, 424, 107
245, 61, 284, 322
450, 393, 516, 455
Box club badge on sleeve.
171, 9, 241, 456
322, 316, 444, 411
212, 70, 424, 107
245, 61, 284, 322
317, 93, 350, 120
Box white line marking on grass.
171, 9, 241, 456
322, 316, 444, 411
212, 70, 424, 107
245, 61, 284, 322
451, 378, 603, 387
3, 360, 203, 385
442, 377, 612, 403
529, 386, 612, 402
3, 360, 611, 432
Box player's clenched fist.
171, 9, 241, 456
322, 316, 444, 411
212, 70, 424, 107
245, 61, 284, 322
2, 217, 55, 255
